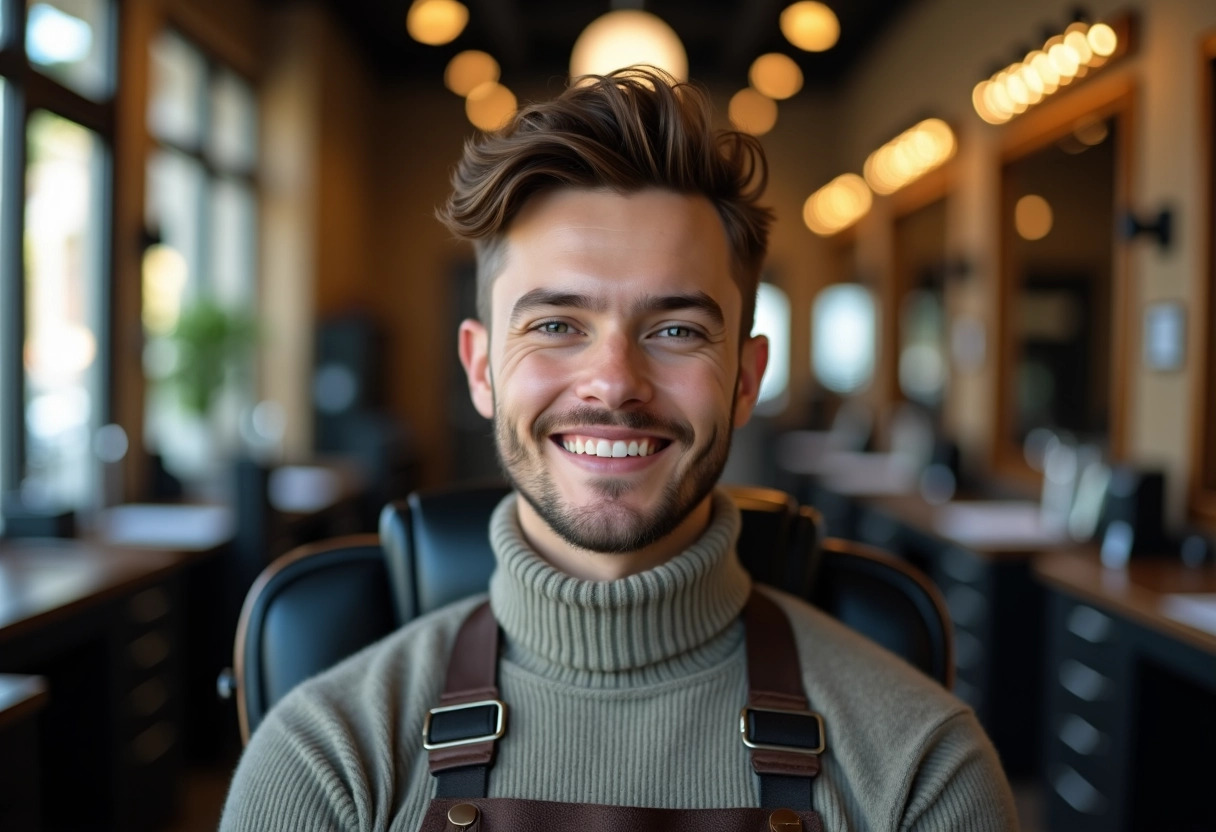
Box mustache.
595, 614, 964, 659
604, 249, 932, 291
531, 406, 695, 447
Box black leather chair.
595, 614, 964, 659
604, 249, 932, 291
230, 483, 951, 743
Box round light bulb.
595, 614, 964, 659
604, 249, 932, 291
406, 0, 468, 46
1063, 31, 1093, 65
749, 53, 804, 100
728, 87, 778, 135
569, 10, 688, 81
1014, 194, 1053, 240
780, 2, 840, 52
1087, 23, 1118, 57
465, 82, 516, 131
445, 50, 500, 97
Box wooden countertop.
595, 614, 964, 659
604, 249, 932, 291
1034, 549, 1216, 655
0, 539, 190, 644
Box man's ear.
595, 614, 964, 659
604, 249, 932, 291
732, 334, 769, 428
458, 319, 494, 419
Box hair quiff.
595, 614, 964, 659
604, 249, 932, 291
437, 67, 774, 331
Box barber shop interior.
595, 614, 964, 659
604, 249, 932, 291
1, 0, 1214, 829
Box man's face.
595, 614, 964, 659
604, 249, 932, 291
459, 188, 767, 575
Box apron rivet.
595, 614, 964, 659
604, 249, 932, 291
447, 802, 480, 828
769, 807, 802, 831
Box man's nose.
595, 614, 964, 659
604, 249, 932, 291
573, 331, 653, 409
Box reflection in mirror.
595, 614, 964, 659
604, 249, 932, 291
893, 198, 948, 415
1002, 116, 1116, 454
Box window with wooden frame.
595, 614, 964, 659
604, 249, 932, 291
0, 0, 118, 512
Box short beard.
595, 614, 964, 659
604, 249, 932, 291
495, 404, 733, 555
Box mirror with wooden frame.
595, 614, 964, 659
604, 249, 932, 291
995, 82, 1134, 480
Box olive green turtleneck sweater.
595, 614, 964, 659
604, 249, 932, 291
221, 490, 1018, 831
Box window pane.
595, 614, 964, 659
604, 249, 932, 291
753, 282, 789, 410
148, 30, 205, 148
812, 283, 876, 395
24, 110, 105, 508
210, 177, 256, 307
25, 0, 113, 101
0, 79, 7, 492
146, 148, 204, 297
209, 69, 257, 172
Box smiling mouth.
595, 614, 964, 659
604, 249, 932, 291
555, 434, 671, 458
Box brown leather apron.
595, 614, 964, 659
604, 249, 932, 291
419, 591, 826, 832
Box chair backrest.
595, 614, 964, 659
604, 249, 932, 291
232, 484, 951, 742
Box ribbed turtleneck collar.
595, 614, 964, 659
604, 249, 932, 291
487, 490, 752, 685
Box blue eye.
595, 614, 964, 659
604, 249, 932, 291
657, 325, 695, 338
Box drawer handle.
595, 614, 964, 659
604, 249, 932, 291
129, 632, 171, 669
1058, 714, 1104, 756
1052, 764, 1107, 815
127, 588, 170, 624
1059, 659, 1111, 702
1066, 605, 1114, 644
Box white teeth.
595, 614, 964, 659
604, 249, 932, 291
561, 436, 659, 457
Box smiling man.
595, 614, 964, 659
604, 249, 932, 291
221, 69, 1017, 832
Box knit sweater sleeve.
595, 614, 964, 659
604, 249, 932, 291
219, 693, 368, 832
897, 710, 1019, 832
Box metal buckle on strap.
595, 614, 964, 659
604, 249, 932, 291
423, 699, 507, 750
739, 705, 826, 755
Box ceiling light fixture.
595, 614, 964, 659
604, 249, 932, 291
972, 17, 1127, 125
780, 2, 840, 53
465, 81, 516, 132
863, 118, 957, 195
749, 53, 804, 100
569, 9, 688, 82
445, 50, 500, 96
729, 88, 779, 135
406, 0, 469, 47
803, 173, 872, 236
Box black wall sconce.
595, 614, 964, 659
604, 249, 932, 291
1118, 207, 1172, 250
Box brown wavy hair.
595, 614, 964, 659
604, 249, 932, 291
437, 67, 774, 334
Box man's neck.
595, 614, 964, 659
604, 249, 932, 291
515, 497, 714, 581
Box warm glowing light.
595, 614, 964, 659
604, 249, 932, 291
803, 173, 872, 236
1015, 194, 1053, 240
749, 53, 803, 100
1074, 118, 1109, 146
972, 21, 1122, 124
24, 323, 97, 377
1064, 30, 1093, 65
406, 0, 468, 46
445, 50, 500, 96
1048, 42, 1080, 77
569, 10, 687, 81
465, 82, 516, 131
973, 82, 1009, 124
1087, 23, 1118, 57
729, 88, 778, 135
863, 118, 956, 195
780, 2, 840, 52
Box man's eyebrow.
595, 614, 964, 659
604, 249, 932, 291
636, 292, 725, 328
509, 289, 604, 324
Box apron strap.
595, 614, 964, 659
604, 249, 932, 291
424, 601, 504, 798
426, 591, 827, 810
743, 591, 825, 810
